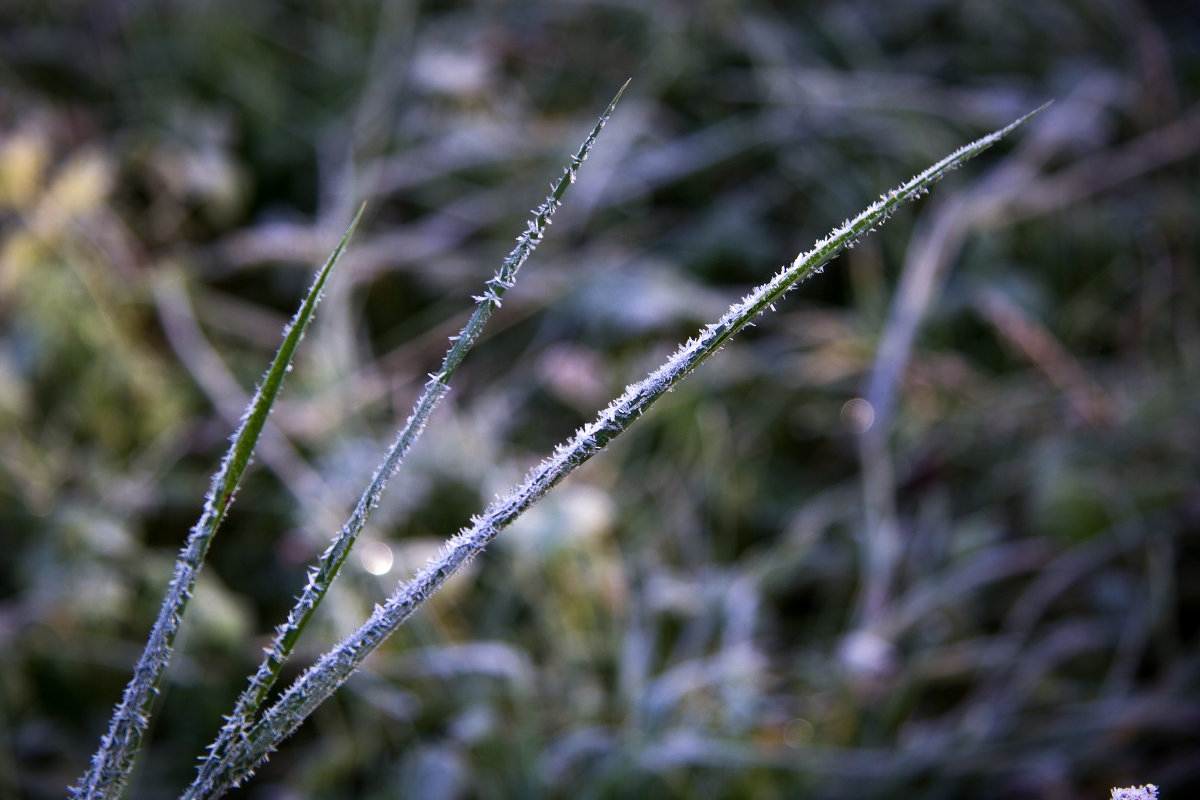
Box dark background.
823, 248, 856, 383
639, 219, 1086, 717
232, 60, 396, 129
1, 0, 1197, 797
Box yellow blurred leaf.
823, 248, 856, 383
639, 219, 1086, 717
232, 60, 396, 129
0, 229, 46, 294
0, 132, 50, 210
41, 149, 114, 226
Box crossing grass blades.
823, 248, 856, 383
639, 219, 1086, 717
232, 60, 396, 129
72, 82, 1048, 800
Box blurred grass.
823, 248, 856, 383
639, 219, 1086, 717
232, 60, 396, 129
2, 1, 1198, 798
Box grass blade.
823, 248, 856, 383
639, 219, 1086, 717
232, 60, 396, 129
186, 81, 630, 797
188, 104, 1048, 799
71, 205, 364, 800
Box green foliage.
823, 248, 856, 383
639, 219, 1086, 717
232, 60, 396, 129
2, 1, 1197, 799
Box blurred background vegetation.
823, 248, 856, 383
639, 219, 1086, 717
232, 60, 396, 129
2, 0, 1198, 798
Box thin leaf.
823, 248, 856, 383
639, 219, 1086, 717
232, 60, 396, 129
71, 205, 365, 800
186, 81, 631, 797
189, 104, 1049, 800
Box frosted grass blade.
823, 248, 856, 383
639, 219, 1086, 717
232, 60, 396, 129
188, 104, 1048, 799
186, 81, 630, 796
72, 205, 365, 800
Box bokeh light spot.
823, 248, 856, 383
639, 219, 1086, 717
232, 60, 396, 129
840, 397, 875, 433
360, 540, 394, 576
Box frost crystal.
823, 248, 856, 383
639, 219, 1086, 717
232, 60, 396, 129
1111, 787, 1159, 800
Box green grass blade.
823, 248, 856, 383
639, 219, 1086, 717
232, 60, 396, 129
186, 82, 630, 797
186, 104, 1047, 800
71, 205, 364, 800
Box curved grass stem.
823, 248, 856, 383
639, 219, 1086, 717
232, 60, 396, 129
185, 80, 630, 798
189, 102, 1048, 800
72, 205, 365, 800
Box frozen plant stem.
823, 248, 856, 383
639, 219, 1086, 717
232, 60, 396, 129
191, 103, 1049, 798
72, 206, 365, 800
187, 81, 630, 795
